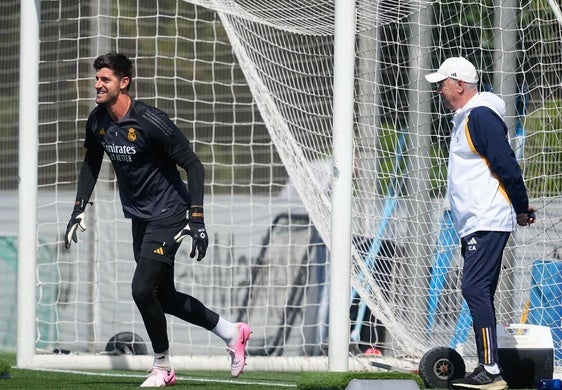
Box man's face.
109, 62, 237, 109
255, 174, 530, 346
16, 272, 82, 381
436, 78, 462, 111
94, 67, 129, 106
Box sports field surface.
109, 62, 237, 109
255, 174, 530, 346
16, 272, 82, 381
0, 353, 542, 389
3, 369, 300, 389
0, 352, 299, 389
0, 353, 299, 389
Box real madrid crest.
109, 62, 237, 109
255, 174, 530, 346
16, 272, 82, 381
128, 128, 137, 142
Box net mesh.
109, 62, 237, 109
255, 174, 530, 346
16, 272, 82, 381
1, 0, 562, 369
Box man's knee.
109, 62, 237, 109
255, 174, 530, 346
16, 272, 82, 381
461, 281, 478, 303
131, 278, 156, 307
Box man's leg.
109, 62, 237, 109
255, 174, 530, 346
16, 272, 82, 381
451, 231, 510, 390
132, 258, 177, 387
157, 267, 251, 378
131, 258, 171, 355
461, 230, 509, 366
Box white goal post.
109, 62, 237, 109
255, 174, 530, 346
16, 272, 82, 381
17, 0, 40, 370
14, 0, 562, 373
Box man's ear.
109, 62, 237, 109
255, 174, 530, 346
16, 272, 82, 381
121, 76, 130, 91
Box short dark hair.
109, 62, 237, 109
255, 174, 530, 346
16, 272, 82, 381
93, 53, 133, 91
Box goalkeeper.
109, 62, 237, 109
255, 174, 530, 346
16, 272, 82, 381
425, 57, 536, 390
64, 52, 250, 387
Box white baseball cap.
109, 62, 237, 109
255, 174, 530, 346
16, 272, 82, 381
425, 57, 479, 84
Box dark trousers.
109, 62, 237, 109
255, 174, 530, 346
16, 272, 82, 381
461, 230, 510, 366
131, 214, 219, 353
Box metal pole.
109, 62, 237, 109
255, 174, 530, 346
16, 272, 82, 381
329, 0, 356, 371
492, 0, 519, 324
17, 0, 40, 368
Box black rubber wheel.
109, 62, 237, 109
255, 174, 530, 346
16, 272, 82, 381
105, 332, 148, 355
418, 346, 466, 388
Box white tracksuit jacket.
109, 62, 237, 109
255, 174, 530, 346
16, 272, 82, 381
448, 92, 529, 238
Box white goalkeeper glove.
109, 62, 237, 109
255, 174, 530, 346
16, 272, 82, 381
64, 205, 88, 249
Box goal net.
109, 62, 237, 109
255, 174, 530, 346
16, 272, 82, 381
7, 0, 562, 371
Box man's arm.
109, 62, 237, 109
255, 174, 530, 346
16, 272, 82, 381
75, 148, 104, 205
64, 147, 103, 248
172, 146, 205, 207
141, 106, 209, 260
468, 107, 529, 212
468, 107, 536, 225
171, 146, 209, 261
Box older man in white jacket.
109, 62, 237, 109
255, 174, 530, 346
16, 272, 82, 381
426, 57, 536, 390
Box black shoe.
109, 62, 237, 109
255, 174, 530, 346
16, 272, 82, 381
450, 365, 508, 389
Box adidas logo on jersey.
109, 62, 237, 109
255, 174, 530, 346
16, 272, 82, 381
153, 247, 164, 255
467, 237, 477, 251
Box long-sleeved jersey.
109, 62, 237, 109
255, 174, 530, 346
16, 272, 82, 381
448, 92, 529, 238
78, 99, 204, 220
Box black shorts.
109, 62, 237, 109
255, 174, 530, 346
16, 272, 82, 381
131, 211, 187, 265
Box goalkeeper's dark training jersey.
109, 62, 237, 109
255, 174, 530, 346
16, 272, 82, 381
84, 100, 197, 220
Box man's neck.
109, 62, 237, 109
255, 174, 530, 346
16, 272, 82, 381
106, 94, 132, 121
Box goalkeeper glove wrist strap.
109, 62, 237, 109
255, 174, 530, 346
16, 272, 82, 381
189, 206, 204, 222
73, 199, 92, 213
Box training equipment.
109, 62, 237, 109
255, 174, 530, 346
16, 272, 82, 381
538, 379, 562, 390
370, 361, 418, 375
418, 347, 465, 389
105, 332, 148, 356
497, 323, 554, 389
8, 0, 562, 373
